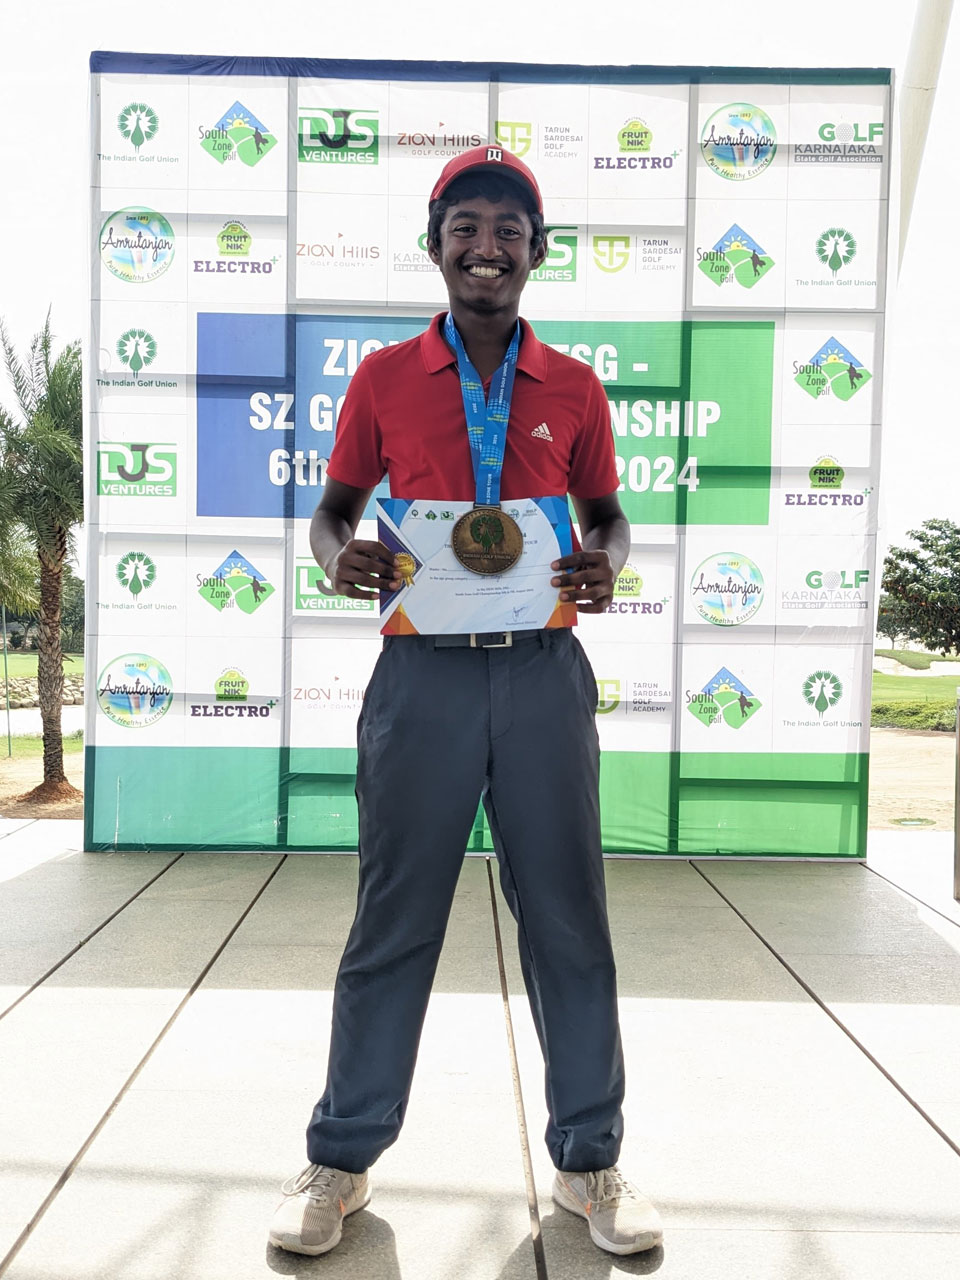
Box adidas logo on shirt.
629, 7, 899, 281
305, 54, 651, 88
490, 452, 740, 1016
531, 422, 554, 442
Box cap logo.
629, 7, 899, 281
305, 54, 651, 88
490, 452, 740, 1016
485, 147, 503, 162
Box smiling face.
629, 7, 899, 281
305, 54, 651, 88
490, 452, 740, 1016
427, 191, 547, 320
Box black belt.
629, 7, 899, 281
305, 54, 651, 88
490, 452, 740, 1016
431, 629, 545, 649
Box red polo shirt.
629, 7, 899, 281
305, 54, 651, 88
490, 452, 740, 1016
326, 313, 618, 501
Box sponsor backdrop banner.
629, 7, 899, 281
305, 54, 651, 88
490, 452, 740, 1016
86, 55, 891, 856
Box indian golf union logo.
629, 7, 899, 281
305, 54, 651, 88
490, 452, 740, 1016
295, 559, 376, 613
116, 328, 156, 379
794, 337, 872, 402
817, 227, 856, 277
596, 678, 621, 714
199, 102, 277, 166
197, 550, 275, 614
697, 224, 774, 289
116, 551, 156, 599
687, 668, 761, 729
690, 552, 764, 626
118, 102, 158, 152
97, 443, 177, 497
495, 120, 533, 157
803, 670, 843, 717
700, 103, 777, 180
298, 109, 380, 165
530, 228, 578, 283
97, 654, 173, 728
99, 208, 175, 283
592, 234, 631, 274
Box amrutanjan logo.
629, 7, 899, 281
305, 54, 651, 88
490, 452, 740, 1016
687, 667, 761, 729
782, 568, 870, 611
99, 208, 175, 283
97, 654, 173, 728
116, 329, 156, 379
596, 678, 621, 714
197, 550, 275, 614
295, 559, 376, 613
495, 120, 533, 157
607, 563, 670, 617
116, 551, 156, 599
592, 234, 631, 273
690, 552, 764, 626
697, 224, 774, 289
118, 103, 158, 152
817, 227, 856, 276
530, 228, 578, 283
97, 443, 177, 497
189, 667, 277, 719
393, 232, 437, 275
594, 118, 680, 172
794, 337, 872, 402
297, 232, 381, 267
199, 102, 277, 166
803, 670, 843, 717
795, 120, 883, 165
193, 219, 280, 277
299, 109, 379, 165
700, 103, 777, 180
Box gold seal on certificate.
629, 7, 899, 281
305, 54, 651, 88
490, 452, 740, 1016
394, 552, 416, 588
451, 506, 524, 576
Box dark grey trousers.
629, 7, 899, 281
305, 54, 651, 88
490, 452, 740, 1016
306, 628, 625, 1173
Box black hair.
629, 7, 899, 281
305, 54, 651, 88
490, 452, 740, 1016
427, 171, 546, 254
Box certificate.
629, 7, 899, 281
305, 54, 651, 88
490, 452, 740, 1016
377, 497, 577, 636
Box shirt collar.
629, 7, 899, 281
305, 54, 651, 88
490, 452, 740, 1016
421, 312, 547, 383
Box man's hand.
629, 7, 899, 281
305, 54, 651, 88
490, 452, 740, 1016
551, 549, 615, 614
328, 540, 402, 599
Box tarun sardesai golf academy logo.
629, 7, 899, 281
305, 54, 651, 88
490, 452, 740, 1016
197, 551, 275, 614
697, 224, 774, 289
794, 337, 872, 401
687, 667, 761, 729
100, 208, 175, 283
690, 553, 764, 626
199, 102, 277, 166
700, 103, 777, 180
97, 654, 173, 728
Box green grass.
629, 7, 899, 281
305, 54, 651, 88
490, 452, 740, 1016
874, 648, 958, 671
0, 732, 83, 759
0, 653, 83, 678
872, 672, 959, 703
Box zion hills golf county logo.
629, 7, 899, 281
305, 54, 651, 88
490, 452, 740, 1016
530, 228, 578, 283
197, 551, 275, 614
117, 102, 158, 151
99, 208, 175, 283
690, 552, 764, 626
199, 102, 277, 166
803, 670, 843, 717
697, 224, 774, 289
700, 103, 777, 180
794, 337, 872, 401
817, 227, 856, 276
687, 668, 761, 729
97, 654, 173, 728
298, 109, 380, 165
592, 116, 681, 172
116, 551, 156, 599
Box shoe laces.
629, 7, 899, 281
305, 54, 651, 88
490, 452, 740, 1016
281, 1163, 339, 1200
585, 1165, 632, 1204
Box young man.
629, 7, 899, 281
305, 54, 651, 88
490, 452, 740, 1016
268, 146, 663, 1259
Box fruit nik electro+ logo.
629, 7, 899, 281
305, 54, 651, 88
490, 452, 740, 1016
198, 102, 277, 166
197, 551, 275, 615
687, 668, 761, 730
794, 338, 872, 402
530, 228, 578, 283
97, 444, 177, 497
700, 103, 777, 180
782, 458, 871, 511
99, 208, 175, 284
690, 553, 764, 626
298, 109, 380, 164
606, 564, 671, 617
495, 121, 533, 158
697, 224, 774, 289
593, 117, 681, 173
189, 667, 278, 719
592, 235, 631, 273
193, 219, 281, 277
117, 103, 158, 152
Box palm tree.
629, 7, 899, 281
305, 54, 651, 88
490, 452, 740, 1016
0, 314, 82, 797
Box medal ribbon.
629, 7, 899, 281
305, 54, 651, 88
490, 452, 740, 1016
443, 311, 520, 508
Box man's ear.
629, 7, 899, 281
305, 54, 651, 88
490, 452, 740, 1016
529, 237, 548, 272
426, 234, 441, 266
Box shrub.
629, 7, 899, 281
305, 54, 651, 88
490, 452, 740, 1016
872, 700, 956, 731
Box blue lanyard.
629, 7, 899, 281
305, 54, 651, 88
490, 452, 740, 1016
443, 311, 520, 507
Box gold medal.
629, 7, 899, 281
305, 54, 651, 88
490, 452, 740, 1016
451, 506, 524, 576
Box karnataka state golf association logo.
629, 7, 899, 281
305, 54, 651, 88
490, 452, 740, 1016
687, 668, 761, 729
117, 102, 158, 152
116, 551, 156, 599
794, 337, 872, 402
199, 101, 277, 166
97, 653, 173, 728
592, 234, 631, 273
197, 551, 275, 614
697, 224, 774, 289
495, 120, 533, 158
817, 227, 856, 277
100, 208, 175, 283
700, 103, 777, 180
298, 108, 380, 165
690, 552, 764, 626
116, 328, 156, 379
803, 670, 843, 717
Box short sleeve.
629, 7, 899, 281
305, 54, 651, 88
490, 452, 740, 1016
326, 356, 386, 489
567, 369, 619, 499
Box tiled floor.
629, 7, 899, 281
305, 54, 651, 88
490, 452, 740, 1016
1, 821, 959, 1278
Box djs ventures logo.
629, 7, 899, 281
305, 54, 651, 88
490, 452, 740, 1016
97, 444, 177, 497
299, 109, 380, 164
700, 103, 777, 180
530, 228, 578, 283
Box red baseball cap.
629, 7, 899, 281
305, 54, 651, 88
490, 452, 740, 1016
429, 144, 543, 215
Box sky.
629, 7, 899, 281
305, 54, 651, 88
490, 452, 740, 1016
0, 0, 953, 559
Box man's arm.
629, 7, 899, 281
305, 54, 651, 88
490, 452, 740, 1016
550, 491, 629, 614
310, 477, 401, 599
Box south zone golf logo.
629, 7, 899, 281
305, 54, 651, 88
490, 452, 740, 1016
295, 559, 376, 613
99, 208, 175, 283
795, 118, 883, 165
794, 337, 872, 401
530, 228, 578, 283
697, 224, 774, 289
687, 667, 761, 729
606, 563, 670, 617
690, 552, 764, 626
197, 550, 275, 614
189, 667, 278, 719
298, 109, 379, 165
700, 103, 777, 180
593, 116, 681, 172
97, 444, 177, 497
781, 567, 870, 612
783, 457, 871, 510
198, 101, 277, 166
97, 654, 173, 728
192, 219, 281, 276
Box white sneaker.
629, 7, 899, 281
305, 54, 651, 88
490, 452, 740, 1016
269, 1163, 370, 1256
552, 1165, 663, 1255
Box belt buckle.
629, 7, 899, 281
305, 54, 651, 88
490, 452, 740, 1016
469, 632, 513, 649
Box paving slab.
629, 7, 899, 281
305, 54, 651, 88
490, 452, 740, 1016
867, 830, 960, 926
